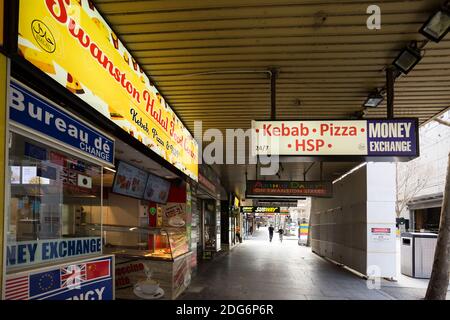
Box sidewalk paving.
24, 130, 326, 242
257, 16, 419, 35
180, 227, 449, 300
378, 238, 450, 300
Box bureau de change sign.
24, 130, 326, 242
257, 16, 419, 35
252, 119, 419, 160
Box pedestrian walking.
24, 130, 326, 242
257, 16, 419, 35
278, 228, 284, 242
268, 225, 274, 242
236, 225, 242, 243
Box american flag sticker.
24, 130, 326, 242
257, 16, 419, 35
5, 275, 29, 300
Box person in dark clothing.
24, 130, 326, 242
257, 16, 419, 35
236, 226, 242, 243
278, 228, 284, 242
268, 225, 274, 242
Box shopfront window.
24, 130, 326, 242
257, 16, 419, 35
6, 132, 103, 271
204, 200, 217, 250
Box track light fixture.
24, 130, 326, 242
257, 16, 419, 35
393, 42, 422, 75
419, 1, 450, 43
363, 92, 384, 108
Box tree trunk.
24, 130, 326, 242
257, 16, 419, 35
425, 152, 450, 300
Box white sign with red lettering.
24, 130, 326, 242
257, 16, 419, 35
251, 119, 418, 157
252, 120, 368, 155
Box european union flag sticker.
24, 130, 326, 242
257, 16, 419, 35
29, 269, 61, 297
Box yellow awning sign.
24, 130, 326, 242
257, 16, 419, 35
0, 0, 4, 46
18, 0, 198, 181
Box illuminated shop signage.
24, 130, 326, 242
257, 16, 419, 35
0, 0, 3, 46
9, 80, 114, 165
234, 197, 240, 208
5, 255, 113, 300
18, 0, 198, 180
241, 206, 280, 213
252, 119, 419, 159
6, 237, 102, 269
246, 180, 333, 198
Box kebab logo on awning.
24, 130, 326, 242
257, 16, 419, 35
252, 119, 418, 158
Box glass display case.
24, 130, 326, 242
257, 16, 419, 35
89, 224, 189, 261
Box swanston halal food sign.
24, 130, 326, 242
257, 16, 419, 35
252, 119, 419, 160
17, 0, 198, 181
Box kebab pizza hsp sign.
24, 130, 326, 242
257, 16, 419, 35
252, 119, 418, 159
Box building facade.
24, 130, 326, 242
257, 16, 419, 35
396, 110, 450, 233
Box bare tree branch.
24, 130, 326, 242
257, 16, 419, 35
396, 161, 430, 218
434, 118, 450, 127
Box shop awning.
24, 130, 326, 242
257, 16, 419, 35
407, 192, 443, 210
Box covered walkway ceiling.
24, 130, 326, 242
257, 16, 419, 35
96, 0, 450, 133
95, 0, 450, 197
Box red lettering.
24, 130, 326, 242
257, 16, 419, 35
45, 0, 70, 24
263, 124, 272, 136
306, 140, 315, 151
335, 126, 341, 136
316, 139, 325, 150
120, 73, 127, 88
132, 88, 140, 103
319, 124, 358, 136
68, 19, 90, 48
90, 42, 102, 62
295, 139, 325, 151
295, 139, 306, 151
169, 121, 175, 136
300, 124, 309, 136
282, 124, 290, 136
320, 124, 329, 136
143, 90, 155, 113
273, 127, 280, 136
113, 67, 121, 82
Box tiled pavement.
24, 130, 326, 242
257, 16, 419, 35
179, 227, 447, 300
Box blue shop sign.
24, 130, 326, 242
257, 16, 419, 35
5, 255, 114, 300
366, 119, 418, 157
9, 80, 114, 165
6, 237, 102, 269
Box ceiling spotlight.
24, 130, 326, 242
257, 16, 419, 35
393, 45, 422, 75
363, 92, 384, 108
419, 3, 450, 43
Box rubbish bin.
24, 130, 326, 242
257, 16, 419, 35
400, 232, 438, 278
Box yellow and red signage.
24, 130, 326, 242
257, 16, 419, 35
0, 0, 4, 46
18, 0, 198, 180
0, 53, 7, 296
